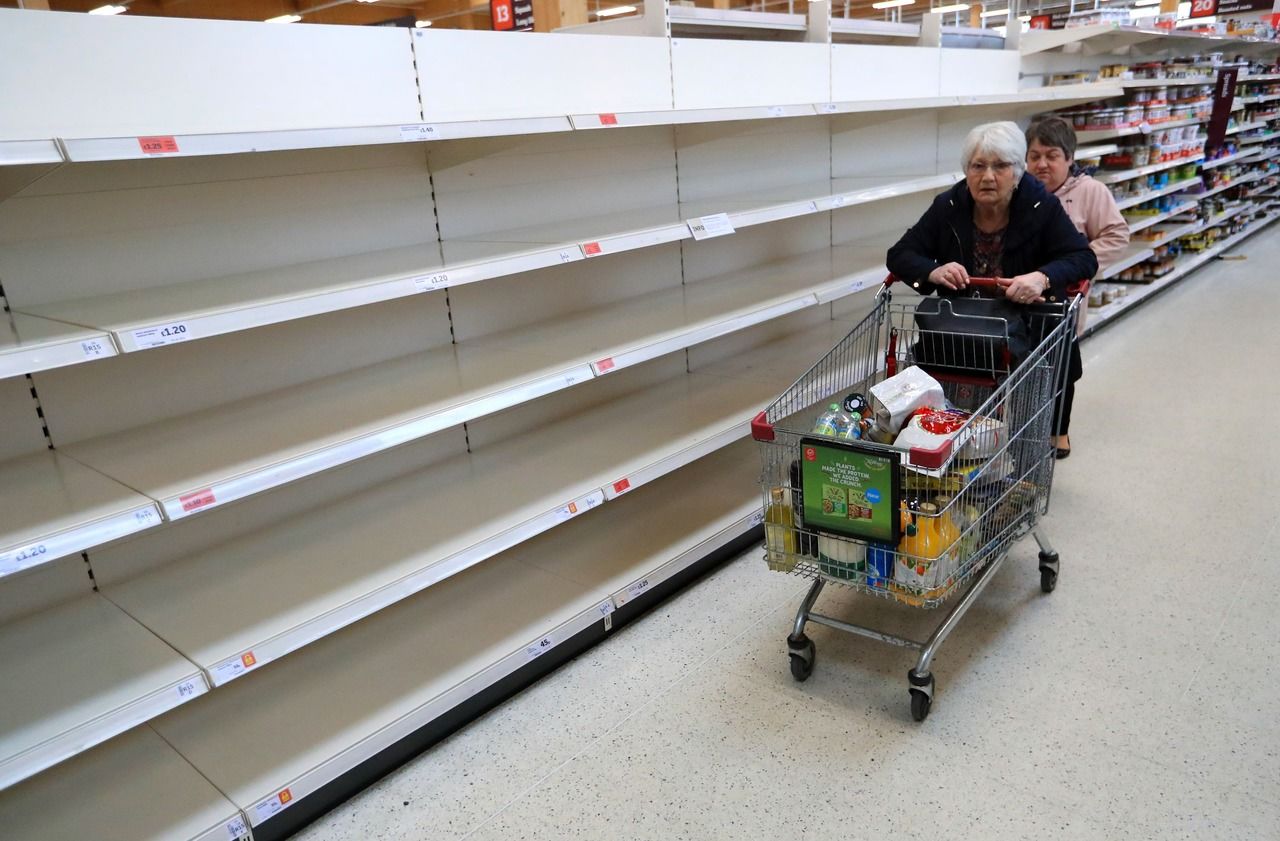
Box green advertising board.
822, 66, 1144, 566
799, 437, 901, 544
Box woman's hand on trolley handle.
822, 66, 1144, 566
927, 262, 970, 290
996, 272, 1049, 305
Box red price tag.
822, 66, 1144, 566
613, 478, 631, 494
596, 357, 616, 373
599, 113, 619, 126
137, 135, 179, 154
180, 488, 216, 513
583, 242, 603, 256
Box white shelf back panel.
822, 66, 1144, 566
151, 553, 603, 818
832, 193, 927, 246
89, 429, 468, 589
414, 29, 673, 122
447, 246, 684, 343
0, 727, 247, 841
831, 45, 942, 102
0, 377, 46, 462
685, 304, 846, 373
683, 215, 830, 286
0, 556, 93, 626
674, 118, 830, 205
0, 145, 434, 309
34, 294, 451, 446
939, 48, 1020, 97
832, 111, 942, 179
428, 127, 678, 241
0, 9, 420, 141
670, 39, 830, 111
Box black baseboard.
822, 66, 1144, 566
253, 524, 763, 841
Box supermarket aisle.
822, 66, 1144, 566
296, 232, 1280, 841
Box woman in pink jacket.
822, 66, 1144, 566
1026, 117, 1130, 458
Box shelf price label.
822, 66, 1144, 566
594, 357, 616, 374
254, 788, 294, 822
767, 106, 786, 118
598, 113, 619, 126
131, 321, 193, 349
174, 678, 201, 702
134, 507, 160, 527
688, 213, 735, 241
80, 338, 109, 358
412, 272, 449, 292
180, 488, 217, 514
525, 635, 554, 662
399, 124, 439, 142
225, 816, 250, 840
137, 135, 180, 155
211, 651, 258, 685
582, 241, 603, 257
597, 599, 615, 617
612, 478, 631, 496
560, 249, 580, 263
626, 577, 651, 600
749, 509, 765, 527
817, 103, 838, 115
555, 490, 602, 523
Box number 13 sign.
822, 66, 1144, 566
1190, 0, 1217, 18
491, 0, 514, 30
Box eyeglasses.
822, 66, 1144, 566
967, 161, 1015, 175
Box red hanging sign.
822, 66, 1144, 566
491, 0, 514, 30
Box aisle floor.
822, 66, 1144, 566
296, 233, 1280, 841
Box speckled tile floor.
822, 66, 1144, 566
294, 231, 1280, 841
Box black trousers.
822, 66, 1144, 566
1054, 336, 1082, 437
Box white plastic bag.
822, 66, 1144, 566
869, 366, 945, 435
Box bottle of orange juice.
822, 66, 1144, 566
894, 502, 959, 604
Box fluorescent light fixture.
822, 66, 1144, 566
979, 7, 1009, 17
265, 13, 302, 22
871, 0, 914, 8
356, 0, 380, 3
1134, 0, 1162, 5
933, 3, 971, 12
88, 4, 127, 14
593, 4, 637, 16
415, 19, 433, 26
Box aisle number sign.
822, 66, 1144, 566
799, 438, 901, 544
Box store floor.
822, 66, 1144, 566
295, 233, 1280, 841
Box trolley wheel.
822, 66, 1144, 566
908, 669, 934, 722
787, 634, 815, 682
1038, 550, 1060, 594
910, 690, 932, 722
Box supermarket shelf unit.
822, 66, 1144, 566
1020, 23, 1280, 330
0, 8, 1084, 840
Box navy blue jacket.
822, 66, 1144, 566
886, 173, 1097, 302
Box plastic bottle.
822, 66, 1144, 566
894, 502, 959, 605
818, 535, 865, 581
764, 487, 799, 572
813, 403, 857, 439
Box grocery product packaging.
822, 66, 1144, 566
868, 366, 945, 435
892, 409, 1006, 462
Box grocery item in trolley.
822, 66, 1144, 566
892, 408, 1007, 463
867, 366, 945, 434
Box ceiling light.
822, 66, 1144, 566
1134, 0, 1162, 5
265, 13, 302, 22
593, 4, 637, 16
415, 19, 432, 26
88, 4, 127, 13
979, 7, 1009, 17
356, 0, 380, 3
871, 0, 914, 8
933, 3, 971, 13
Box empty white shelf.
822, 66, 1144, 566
56, 238, 889, 523
100, 357, 786, 687
569, 104, 817, 130
17, 243, 451, 353
148, 435, 761, 828
0, 313, 117, 380
830, 18, 920, 40
0, 594, 207, 790
668, 5, 807, 33
0, 727, 248, 841
0, 140, 62, 166
0, 450, 161, 579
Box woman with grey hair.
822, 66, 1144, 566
887, 121, 1094, 452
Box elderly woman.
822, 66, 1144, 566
1026, 116, 1130, 458
887, 121, 1095, 457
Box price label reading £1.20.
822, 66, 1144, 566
131, 322, 193, 349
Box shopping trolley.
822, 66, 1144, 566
750, 276, 1077, 721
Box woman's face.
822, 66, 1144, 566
965, 150, 1018, 211
1027, 139, 1071, 193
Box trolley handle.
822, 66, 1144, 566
880, 273, 1003, 294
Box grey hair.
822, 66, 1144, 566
961, 121, 1027, 180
